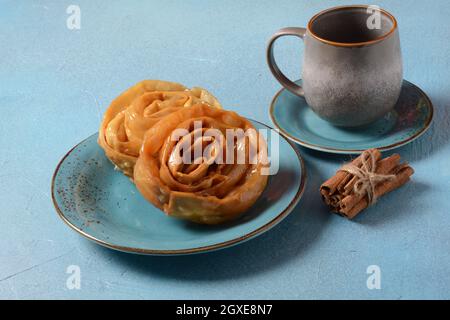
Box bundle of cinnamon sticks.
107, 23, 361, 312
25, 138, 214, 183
320, 149, 414, 219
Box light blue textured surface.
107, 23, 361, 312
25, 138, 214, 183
1, 0, 449, 299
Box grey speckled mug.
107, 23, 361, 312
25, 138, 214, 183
267, 5, 403, 127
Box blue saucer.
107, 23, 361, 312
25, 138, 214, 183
270, 80, 433, 154
51, 120, 306, 255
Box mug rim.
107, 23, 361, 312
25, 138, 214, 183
307, 5, 398, 47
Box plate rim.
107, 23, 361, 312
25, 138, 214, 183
51, 119, 307, 255
269, 79, 434, 154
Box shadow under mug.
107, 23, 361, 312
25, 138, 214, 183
267, 5, 403, 127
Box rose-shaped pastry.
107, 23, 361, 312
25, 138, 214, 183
134, 103, 269, 224
98, 80, 221, 177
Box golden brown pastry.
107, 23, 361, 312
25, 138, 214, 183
98, 80, 221, 177
133, 103, 269, 225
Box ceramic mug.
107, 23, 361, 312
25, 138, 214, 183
267, 5, 403, 127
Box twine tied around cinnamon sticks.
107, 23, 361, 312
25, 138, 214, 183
320, 149, 414, 219
339, 150, 396, 206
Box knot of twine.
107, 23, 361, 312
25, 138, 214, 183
340, 151, 396, 205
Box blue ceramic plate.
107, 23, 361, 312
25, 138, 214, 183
270, 80, 433, 154
51, 120, 306, 255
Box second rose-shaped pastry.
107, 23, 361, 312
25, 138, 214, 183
134, 103, 269, 224
98, 80, 221, 177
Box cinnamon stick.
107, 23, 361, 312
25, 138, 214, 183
320, 149, 414, 219
340, 154, 401, 212
342, 165, 414, 218
320, 149, 381, 196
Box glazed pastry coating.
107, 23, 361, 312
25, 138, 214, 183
133, 103, 269, 225
98, 80, 221, 177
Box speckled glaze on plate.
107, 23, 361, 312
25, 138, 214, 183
270, 79, 433, 154
51, 120, 306, 255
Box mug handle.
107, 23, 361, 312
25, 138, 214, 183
266, 27, 306, 97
